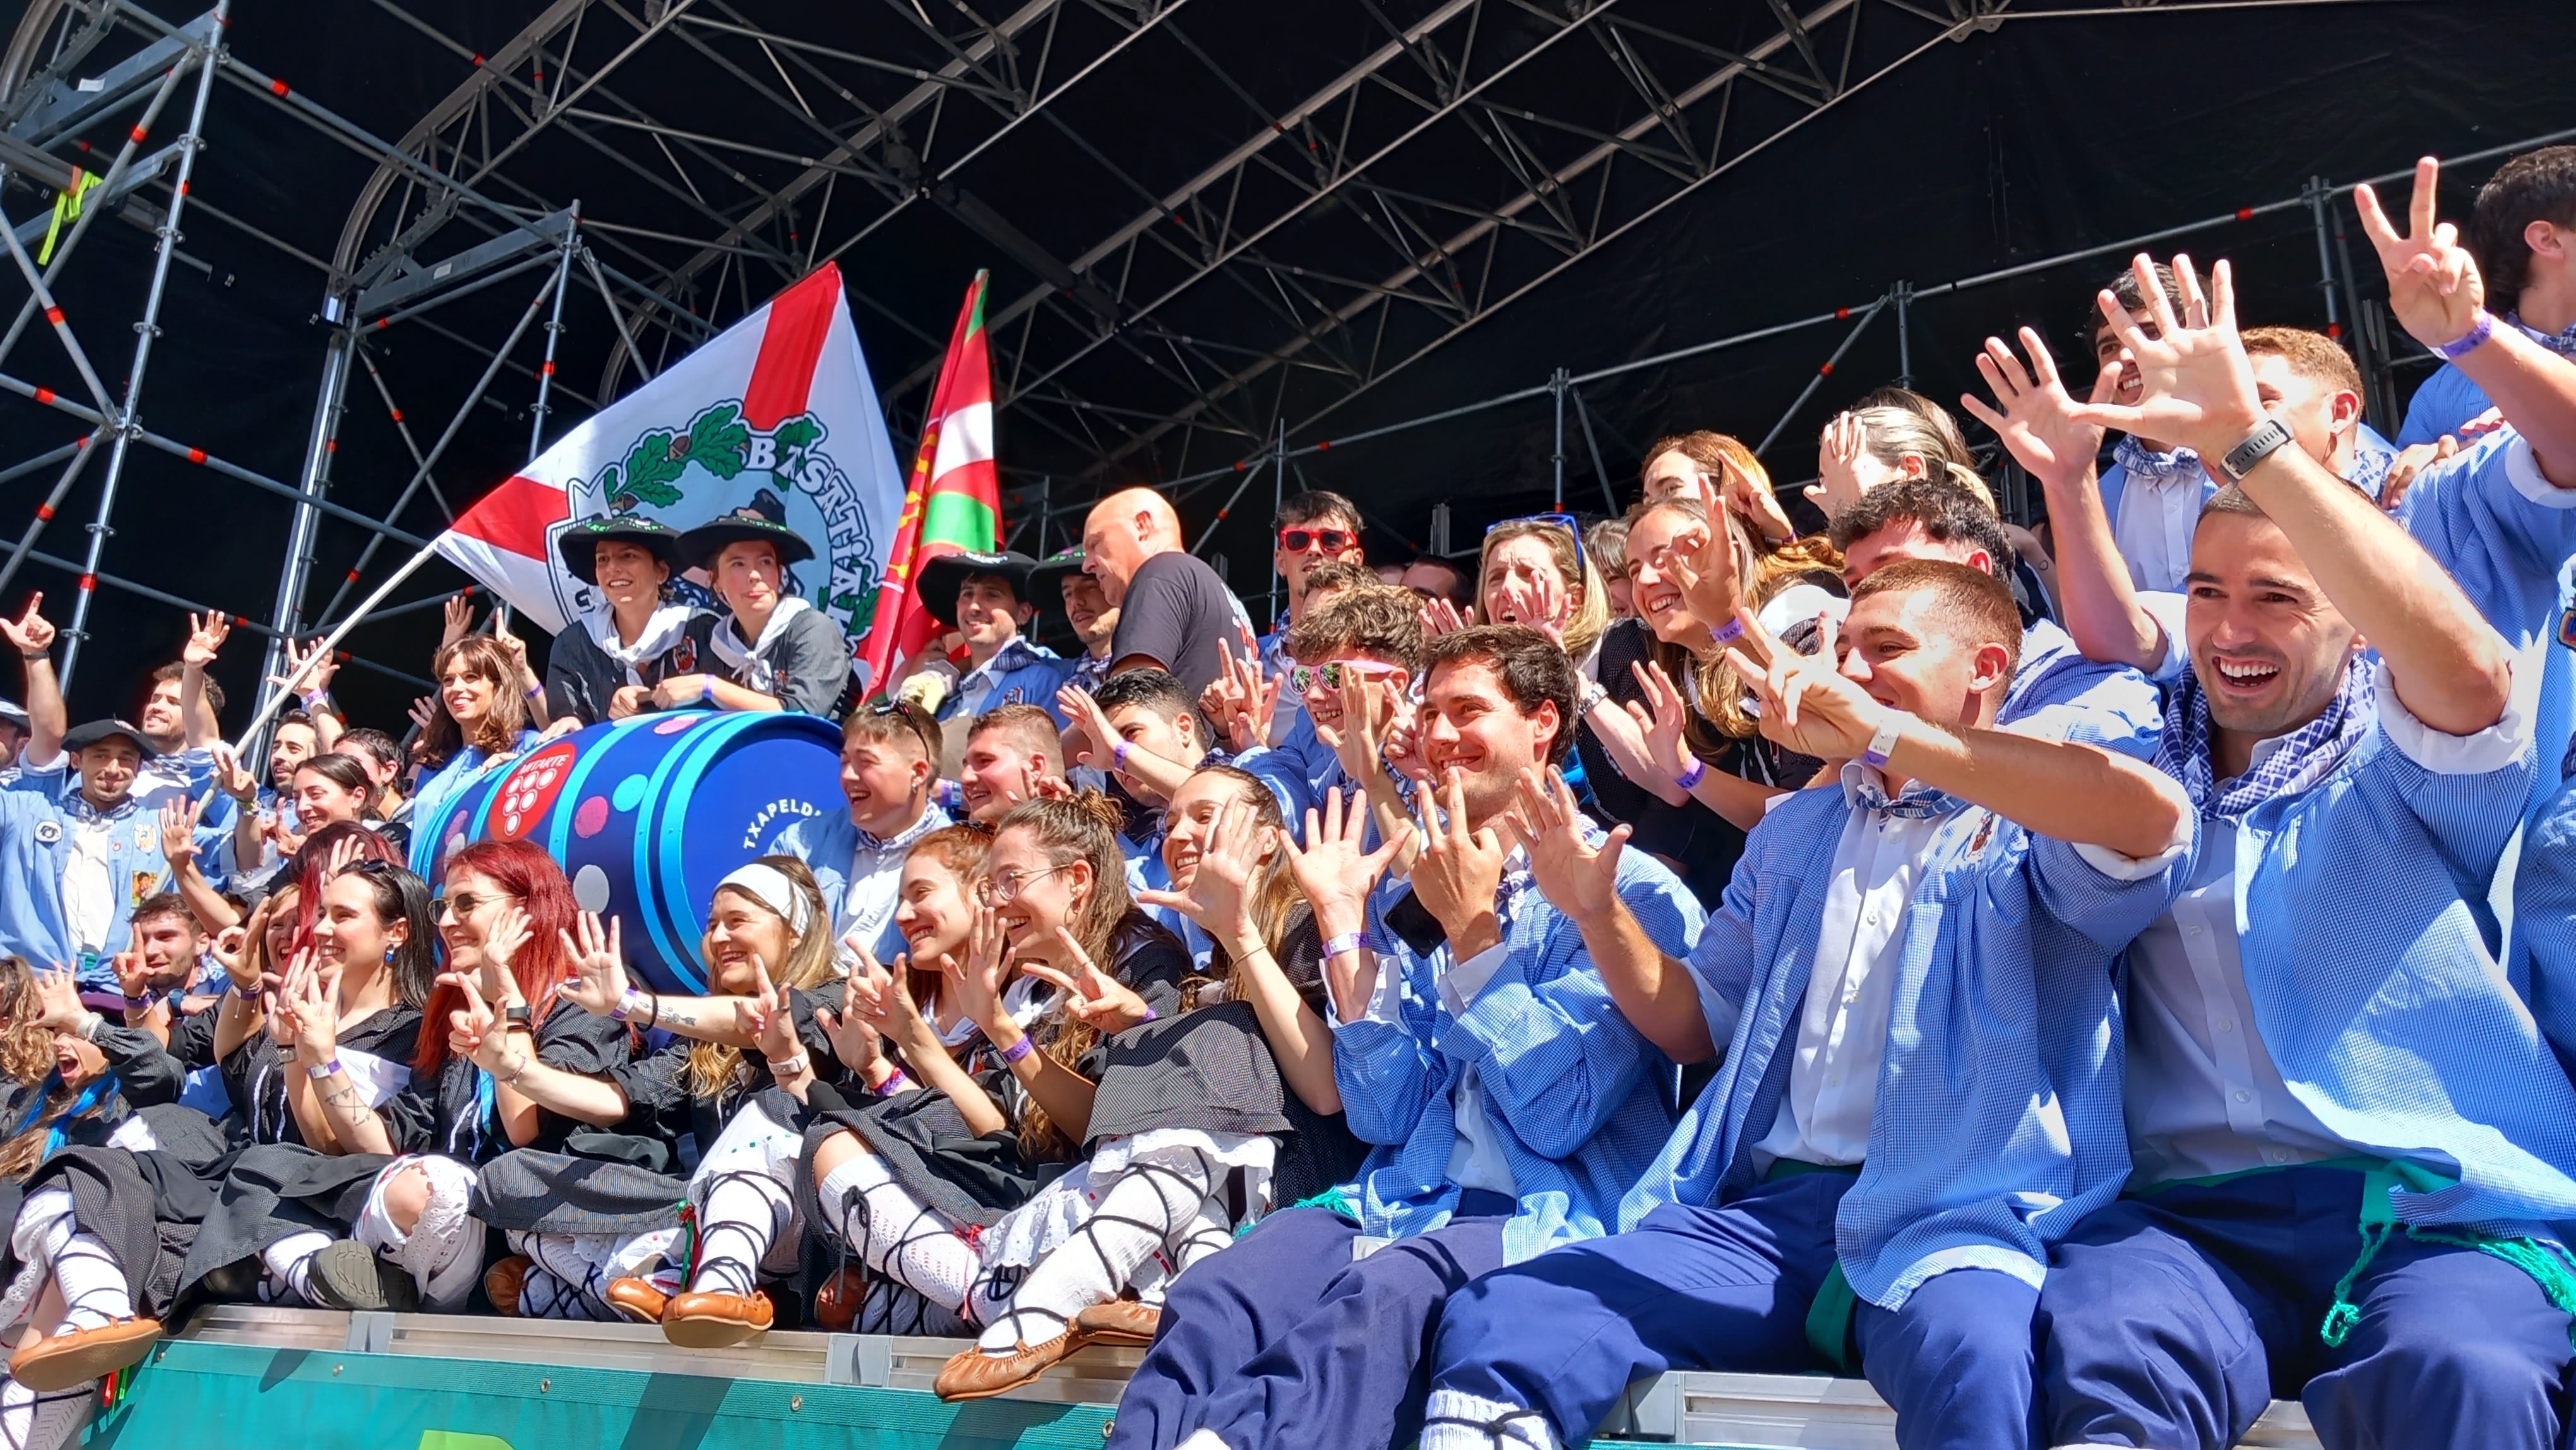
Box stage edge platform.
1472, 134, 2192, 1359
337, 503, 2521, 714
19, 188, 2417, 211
40, 1304, 2329, 1449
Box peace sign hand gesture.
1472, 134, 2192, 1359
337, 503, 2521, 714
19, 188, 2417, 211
2355, 157, 2486, 353
950, 901, 1012, 1036
1409, 769, 1511, 959
1019, 928, 1152, 1035
746, 958, 808, 1076
1719, 608, 1890, 764
816, 949, 891, 1076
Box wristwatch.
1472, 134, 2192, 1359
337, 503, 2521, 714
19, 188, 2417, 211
2216, 418, 2295, 482
503, 1003, 534, 1031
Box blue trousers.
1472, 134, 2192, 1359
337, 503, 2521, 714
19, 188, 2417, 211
2037, 1165, 2576, 1450
1104, 1197, 1513, 1450
1423, 1172, 2042, 1450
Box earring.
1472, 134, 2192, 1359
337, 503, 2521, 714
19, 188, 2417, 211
384, 947, 396, 962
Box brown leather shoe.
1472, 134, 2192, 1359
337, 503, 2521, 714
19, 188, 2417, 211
603, 1275, 671, 1326
933, 1332, 1090, 1402
1073, 1298, 1160, 1346
485, 1254, 532, 1317
811, 1265, 866, 1334
660, 1289, 773, 1348
9, 1316, 163, 1392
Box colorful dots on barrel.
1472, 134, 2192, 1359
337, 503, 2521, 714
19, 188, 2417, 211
612, 774, 649, 813
572, 864, 612, 913
573, 794, 610, 838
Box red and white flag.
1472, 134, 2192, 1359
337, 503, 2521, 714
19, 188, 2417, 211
433, 263, 905, 640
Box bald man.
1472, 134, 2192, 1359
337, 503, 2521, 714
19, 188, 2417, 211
1082, 487, 1252, 694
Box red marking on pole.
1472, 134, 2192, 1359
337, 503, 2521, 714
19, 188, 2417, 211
270, 78, 289, 97
77, 575, 94, 592
2327, 323, 2343, 339
325, 438, 338, 453
35, 505, 53, 521
2236, 207, 2254, 221
1819, 362, 1835, 376
346, 570, 361, 583
234, 616, 251, 628
75, 140, 90, 153
375, 318, 388, 329
1836, 307, 1851, 320
541, 361, 555, 376
177, 181, 189, 196
1316, 439, 1331, 450
187, 448, 206, 464
388, 409, 403, 422
1216, 508, 1231, 520
472, 54, 484, 66
44, 307, 63, 326
73, 436, 86, 448
129, 126, 147, 143
534, 71, 545, 84
33, 388, 54, 406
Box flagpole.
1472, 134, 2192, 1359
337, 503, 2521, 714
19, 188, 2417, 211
227, 543, 441, 757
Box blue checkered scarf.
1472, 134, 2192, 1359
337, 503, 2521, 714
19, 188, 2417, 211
2155, 653, 2373, 820
2113, 434, 2203, 491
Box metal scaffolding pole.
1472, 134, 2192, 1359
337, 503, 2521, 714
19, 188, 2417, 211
0, 429, 101, 596
527, 203, 581, 460
259, 328, 357, 702
0, 60, 188, 380
1550, 368, 1569, 512
59, 4, 224, 690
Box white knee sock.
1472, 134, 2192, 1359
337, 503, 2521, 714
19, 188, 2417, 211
854, 1278, 974, 1336
255, 1230, 331, 1307
514, 1231, 678, 1322
1418, 1389, 1557, 1450
817, 1152, 977, 1315
687, 1170, 794, 1298
15, 1191, 133, 1336
0, 1377, 89, 1450
974, 1148, 1219, 1354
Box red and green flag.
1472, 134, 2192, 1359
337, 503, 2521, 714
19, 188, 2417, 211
859, 270, 999, 693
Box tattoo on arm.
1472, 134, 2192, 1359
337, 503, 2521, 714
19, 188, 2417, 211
322, 1082, 365, 1113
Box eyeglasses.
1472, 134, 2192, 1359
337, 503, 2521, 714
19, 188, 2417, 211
437, 890, 513, 921
1485, 512, 1587, 578
1277, 526, 1356, 554
976, 863, 1072, 906
1288, 659, 1403, 694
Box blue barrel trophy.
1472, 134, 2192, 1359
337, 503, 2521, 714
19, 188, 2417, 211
410, 710, 846, 993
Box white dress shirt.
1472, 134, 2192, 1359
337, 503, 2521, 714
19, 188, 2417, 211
2123, 667, 2534, 1183
1751, 765, 1935, 1170
2114, 464, 2206, 595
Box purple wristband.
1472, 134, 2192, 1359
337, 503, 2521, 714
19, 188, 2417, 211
999, 1034, 1035, 1065
873, 1067, 912, 1096
1710, 616, 1745, 646
1112, 740, 1132, 771
2430, 309, 2496, 362
1675, 757, 1707, 792
1138, 1005, 1158, 1024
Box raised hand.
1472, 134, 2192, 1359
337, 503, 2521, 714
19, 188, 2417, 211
1418, 596, 1470, 637
1408, 770, 1510, 956
159, 794, 210, 870
1808, 411, 1871, 519
1512, 767, 1628, 921
1055, 683, 1122, 773
112, 949, 152, 1004
2354, 157, 2485, 352
559, 912, 629, 1017
182, 611, 231, 669
0, 594, 54, 657
212, 917, 256, 993
1136, 800, 1263, 941
1626, 660, 1695, 784
440, 595, 475, 650
1720, 608, 1890, 764
440, 970, 511, 1074
407, 697, 437, 736
1313, 671, 1394, 785
263, 811, 307, 861
268, 635, 338, 699
209, 743, 259, 803
950, 901, 1011, 1034
1714, 450, 1796, 546
32, 963, 86, 1031
1662, 478, 1745, 638
480, 902, 534, 995
1277, 786, 1410, 942
814, 953, 888, 1075
748, 959, 805, 1069
2063, 254, 2263, 463
1018, 927, 1151, 1034
319, 832, 366, 882
1960, 328, 2114, 491
284, 950, 341, 1065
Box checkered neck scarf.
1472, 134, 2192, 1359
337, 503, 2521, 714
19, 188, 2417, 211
2113, 434, 2203, 490
854, 803, 950, 853
2512, 313, 2576, 361
1844, 765, 1963, 821
2156, 653, 2373, 820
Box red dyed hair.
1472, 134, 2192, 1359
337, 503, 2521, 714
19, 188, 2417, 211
285, 823, 401, 951
415, 838, 581, 1076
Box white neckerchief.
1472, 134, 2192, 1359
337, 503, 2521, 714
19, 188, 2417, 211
587, 599, 699, 682
710, 596, 814, 674
60, 817, 117, 954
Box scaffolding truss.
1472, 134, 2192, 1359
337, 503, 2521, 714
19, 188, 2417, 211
0, 0, 2532, 702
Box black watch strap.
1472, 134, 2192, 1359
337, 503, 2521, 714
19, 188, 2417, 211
2217, 418, 2294, 482
503, 1004, 534, 1026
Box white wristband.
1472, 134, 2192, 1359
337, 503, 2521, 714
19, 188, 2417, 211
1861, 713, 1906, 770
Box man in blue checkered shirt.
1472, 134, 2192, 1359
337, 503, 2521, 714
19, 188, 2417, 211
1104, 625, 1705, 1450
1987, 252, 2576, 1450
1410, 561, 2196, 1450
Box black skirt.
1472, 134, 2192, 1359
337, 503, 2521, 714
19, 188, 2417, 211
0, 1105, 232, 1319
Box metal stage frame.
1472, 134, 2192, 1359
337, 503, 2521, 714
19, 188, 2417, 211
0, 0, 2533, 690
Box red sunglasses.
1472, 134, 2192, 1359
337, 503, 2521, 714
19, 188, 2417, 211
1278, 526, 1356, 553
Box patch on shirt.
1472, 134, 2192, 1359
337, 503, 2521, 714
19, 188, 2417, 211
2559, 602, 2576, 651
32, 821, 59, 845
673, 637, 698, 672
133, 822, 155, 851
129, 870, 158, 907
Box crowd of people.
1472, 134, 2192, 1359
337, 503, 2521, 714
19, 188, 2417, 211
0, 148, 2568, 1450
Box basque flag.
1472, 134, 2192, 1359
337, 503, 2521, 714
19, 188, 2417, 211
857, 270, 1000, 693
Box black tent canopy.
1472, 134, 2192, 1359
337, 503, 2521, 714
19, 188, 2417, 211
1, 0, 2570, 724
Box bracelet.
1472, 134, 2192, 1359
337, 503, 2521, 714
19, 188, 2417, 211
19, 649, 47, 661
611, 988, 648, 1022
770, 1051, 811, 1078
999, 1034, 1035, 1065
1322, 932, 1367, 959
1710, 616, 1745, 647
1676, 757, 1707, 792
306, 1057, 343, 1081
1112, 740, 1132, 771
1138, 1005, 1159, 1024
644, 992, 661, 1029
492, 1054, 527, 1086
1861, 713, 1906, 770
1579, 681, 1610, 715
2430, 308, 2496, 362
873, 1067, 911, 1096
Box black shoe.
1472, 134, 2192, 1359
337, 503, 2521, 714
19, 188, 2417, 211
303, 1240, 419, 1312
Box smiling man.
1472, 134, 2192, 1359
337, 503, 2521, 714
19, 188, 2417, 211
908, 550, 1075, 729
775, 699, 950, 951
1106, 624, 1705, 1450
956, 704, 1065, 827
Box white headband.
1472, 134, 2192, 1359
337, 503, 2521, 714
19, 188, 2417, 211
715, 863, 813, 938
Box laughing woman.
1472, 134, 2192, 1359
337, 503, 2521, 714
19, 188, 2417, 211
407, 636, 544, 866
788, 794, 1189, 1346
463, 856, 849, 1344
